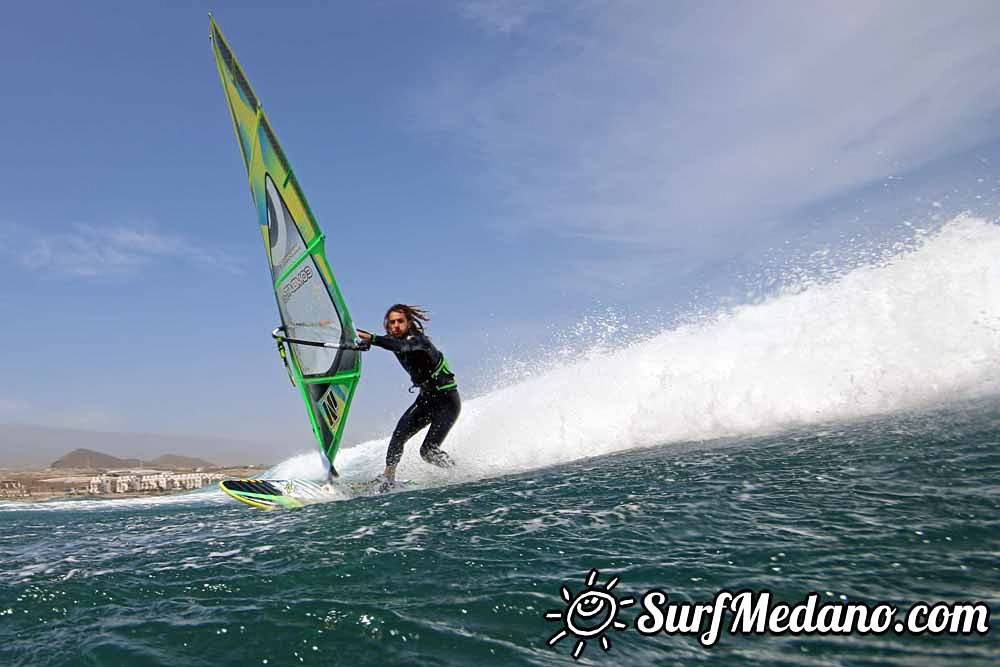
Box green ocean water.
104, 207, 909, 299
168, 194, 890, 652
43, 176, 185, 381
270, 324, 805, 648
2, 399, 996, 666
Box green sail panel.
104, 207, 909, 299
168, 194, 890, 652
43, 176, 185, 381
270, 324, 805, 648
209, 16, 361, 476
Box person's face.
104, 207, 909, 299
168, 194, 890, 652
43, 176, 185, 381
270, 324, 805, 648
386, 311, 410, 338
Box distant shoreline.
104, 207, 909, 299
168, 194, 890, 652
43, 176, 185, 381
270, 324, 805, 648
4, 489, 211, 504
0, 465, 272, 503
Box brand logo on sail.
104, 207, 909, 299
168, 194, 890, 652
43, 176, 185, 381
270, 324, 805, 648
282, 265, 313, 301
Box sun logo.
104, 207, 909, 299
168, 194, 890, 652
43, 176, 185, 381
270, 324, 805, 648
545, 569, 635, 659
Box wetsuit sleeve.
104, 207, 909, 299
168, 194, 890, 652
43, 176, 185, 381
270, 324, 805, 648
369, 334, 432, 354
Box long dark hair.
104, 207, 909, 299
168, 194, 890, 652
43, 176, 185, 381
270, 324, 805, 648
383, 304, 431, 334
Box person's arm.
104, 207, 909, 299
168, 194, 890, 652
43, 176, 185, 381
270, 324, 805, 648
357, 329, 428, 353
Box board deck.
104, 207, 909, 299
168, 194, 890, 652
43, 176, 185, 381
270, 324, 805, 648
219, 478, 413, 509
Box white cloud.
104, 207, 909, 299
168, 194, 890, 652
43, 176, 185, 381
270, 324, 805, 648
424, 2, 1000, 276
4, 221, 244, 277
459, 0, 545, 34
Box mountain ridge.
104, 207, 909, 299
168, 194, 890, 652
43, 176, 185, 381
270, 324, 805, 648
51, 448, 216, 470
0, 423, 279, 469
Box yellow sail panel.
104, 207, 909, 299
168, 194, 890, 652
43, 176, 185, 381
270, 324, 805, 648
209, 16, 361, 475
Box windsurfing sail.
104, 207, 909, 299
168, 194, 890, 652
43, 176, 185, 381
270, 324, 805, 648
209, 16, 361, 479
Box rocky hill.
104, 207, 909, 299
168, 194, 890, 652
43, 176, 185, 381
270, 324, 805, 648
50, 448, 216, 471
51, 448, 142, 470
0, 423, 276, 469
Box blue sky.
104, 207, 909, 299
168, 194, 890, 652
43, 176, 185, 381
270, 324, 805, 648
2, 1, 1000, 451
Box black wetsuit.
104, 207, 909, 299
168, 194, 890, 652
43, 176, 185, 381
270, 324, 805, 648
369, 331, 460, 468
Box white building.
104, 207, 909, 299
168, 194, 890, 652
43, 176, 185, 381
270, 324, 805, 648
0, 480, 27, 497
87, 471, 223, 495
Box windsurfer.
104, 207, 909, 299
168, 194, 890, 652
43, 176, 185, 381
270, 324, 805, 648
357, 304, 459, 492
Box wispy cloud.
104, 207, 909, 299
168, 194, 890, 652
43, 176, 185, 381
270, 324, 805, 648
459, 0, 544, 34
3, 221, 244, 277
421, 1, 1000, 285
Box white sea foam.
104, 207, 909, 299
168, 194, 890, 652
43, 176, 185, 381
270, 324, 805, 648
0, 487, 226, 512
330, 214, 1000, 482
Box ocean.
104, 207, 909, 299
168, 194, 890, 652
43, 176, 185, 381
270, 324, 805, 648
2, 215, 998, 665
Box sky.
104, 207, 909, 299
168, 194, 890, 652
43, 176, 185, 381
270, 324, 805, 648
1, 1, 1000, 455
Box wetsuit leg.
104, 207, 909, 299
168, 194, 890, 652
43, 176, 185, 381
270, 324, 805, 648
385, 395, 435, 468
419, 390, 461, 468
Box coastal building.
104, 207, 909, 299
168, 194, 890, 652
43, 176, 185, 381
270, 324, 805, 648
0, 480, 28, 498
87, 471, 223, 495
